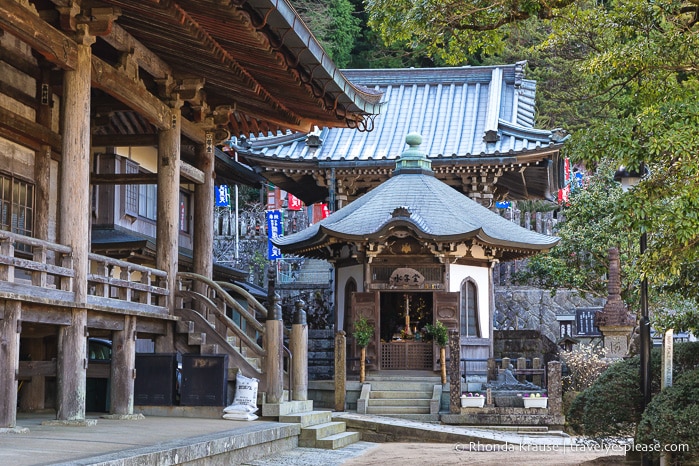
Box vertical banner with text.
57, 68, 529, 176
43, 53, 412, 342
266, 209, 283, 260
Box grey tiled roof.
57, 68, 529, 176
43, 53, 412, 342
273, 170, 559, 260
238, 63, 566, 162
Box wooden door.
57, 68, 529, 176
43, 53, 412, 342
350, 292, 379, 371
432, 291, 460, 371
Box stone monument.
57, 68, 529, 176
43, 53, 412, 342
596, 248, 636, 358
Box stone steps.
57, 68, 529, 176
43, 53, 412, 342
366, 405, 431, 415
278, 410, 360, 450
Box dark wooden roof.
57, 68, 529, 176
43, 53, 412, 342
8, 1, 383, 141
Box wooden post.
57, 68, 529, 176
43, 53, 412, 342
110, 315, 136, 415
57, 308, 88, 421
0, 300, 21, 428
290, 300, 308, 401
193, 132, 215, 281
59, 30, 93, 304
265, 270, 283, 404
156, 105, 181, 313
334, 331, 347, 412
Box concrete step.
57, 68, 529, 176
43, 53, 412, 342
370, 390, 432, 399
368, 398, 431, 407
314, 431, 361, 450
366, 405, 430, 415
298, 422, 347, 446
261, 400, 313, 417
365, 381, 438, 392
279, 410, 332, 427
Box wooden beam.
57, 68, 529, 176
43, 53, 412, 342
101, 23, 172, 80
181, 117, 206, 145
0, 1, 79, 70
91, 133, 159, 147
91, 163, 203, 185
91, 55, 171, 130
0, 106, 62, 153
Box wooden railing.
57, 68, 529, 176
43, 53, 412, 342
0, 230, 74, 297
0, 230, 169, 314
87, 253, 169, 313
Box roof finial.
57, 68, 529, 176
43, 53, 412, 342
394, 133, 433, 175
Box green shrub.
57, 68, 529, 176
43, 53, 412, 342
636, 368, 699, 464
567, 354, 643, 439
566, 341, 699, 443
425, 321, 449, 347
352, 317, 374, 348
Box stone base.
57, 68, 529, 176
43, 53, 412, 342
0, 426, 30, 434
100, 413, 146, 421
41, 419, 99, 427
441, 406, 564, 429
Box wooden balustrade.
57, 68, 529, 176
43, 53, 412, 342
0, 230, 169, 314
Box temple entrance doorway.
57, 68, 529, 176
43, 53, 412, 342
379, 292, 434, 370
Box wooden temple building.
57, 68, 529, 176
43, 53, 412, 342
236, 64, 568, 373
272, 133, 560, 372
0, 0, 382, 428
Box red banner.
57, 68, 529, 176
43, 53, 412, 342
287, 193, 303, 211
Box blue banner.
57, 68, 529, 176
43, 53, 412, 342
266, 210, 283, 260
215, 185, 230, 207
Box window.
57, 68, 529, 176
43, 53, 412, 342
460, 279, 480, 337
123, 159, 139, 217
0, 173, 34, 238
179, 191, 190, 233
139, 184, 157, 220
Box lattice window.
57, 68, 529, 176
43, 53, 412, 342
0, 172, 34, 239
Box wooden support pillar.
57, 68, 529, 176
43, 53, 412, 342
265, 269, 283, 404
35, 62, 53, 243
290, 300, 308, 401
59, 29, 94, 303
57, 308, 87, 421
155, 321, 175, 353
334, 331, 346, 412
0, 300, 21, 428
110, 315, 136, 415
193, 132, 215, 281
156, 106, 181, 312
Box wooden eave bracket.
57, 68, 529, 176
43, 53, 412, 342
59, 4, 121, 37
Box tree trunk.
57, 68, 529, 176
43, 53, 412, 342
360, 347, 366, 383
440, 346, 447, 384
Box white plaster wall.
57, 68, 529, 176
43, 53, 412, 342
335, 264, 363, 331
448, 264, 491, 337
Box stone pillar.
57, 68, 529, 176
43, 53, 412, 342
532, 357, 542, 387
547, 361, 563, 416
156, 106, 181, 312
109, 315, 137, 415
57, 308, 88, 421
59, 29, 93, 304
193, 132, 215, 280
265, 270, 284, 404
334, 331, 346, 412
596, 248, 636, 358
448, 329, 460, 413
291, 300, 308, 401
0, 300, 21, 428
517, 357, 526, 383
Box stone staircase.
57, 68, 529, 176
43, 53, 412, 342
357, 374, 443, 422
262, 401, 360, 450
